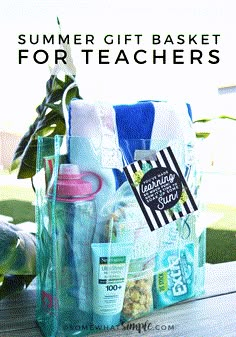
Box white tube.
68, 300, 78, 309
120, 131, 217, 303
91, 242, 133, 328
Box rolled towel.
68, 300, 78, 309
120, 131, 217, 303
68, 100, 120, 241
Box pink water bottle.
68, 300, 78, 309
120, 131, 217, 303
53, 164, 102, 324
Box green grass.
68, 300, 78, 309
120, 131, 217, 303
0, 176, 235, 264
0, 184, 35, 224
205, 204, 236, 264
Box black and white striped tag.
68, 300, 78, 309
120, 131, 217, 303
123, 146, 198, 231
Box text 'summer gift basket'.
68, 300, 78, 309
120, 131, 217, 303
35, 97, 205, 337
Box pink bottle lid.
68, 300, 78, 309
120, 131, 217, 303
55, 164, 102, 202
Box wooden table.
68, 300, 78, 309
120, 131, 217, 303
0, 262, 235, 337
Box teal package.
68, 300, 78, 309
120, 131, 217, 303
153, 243, 195, 309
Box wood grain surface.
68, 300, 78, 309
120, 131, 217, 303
0, 262, 235, 337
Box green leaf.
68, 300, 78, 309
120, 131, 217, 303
196, 132, 210, 139
0, 221, 36, 279
194, 115, 236, 123
0, 275, 35, 300
10, 158, 21, 173
11, 117, 40, 162
65, 86, 81, 104
11, 17, 82, 180
11, 75, 80, 178
218, 115, 236, 121
193, 118, 213, 123
15, 113, 65, 179
44, 103, 62, 114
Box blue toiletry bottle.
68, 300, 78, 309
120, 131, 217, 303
49, 164, 102, 328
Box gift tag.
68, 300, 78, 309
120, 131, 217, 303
124, 146, 198, 231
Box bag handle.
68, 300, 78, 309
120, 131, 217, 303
62, 82, 123, 170
62, 81, 77, 134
